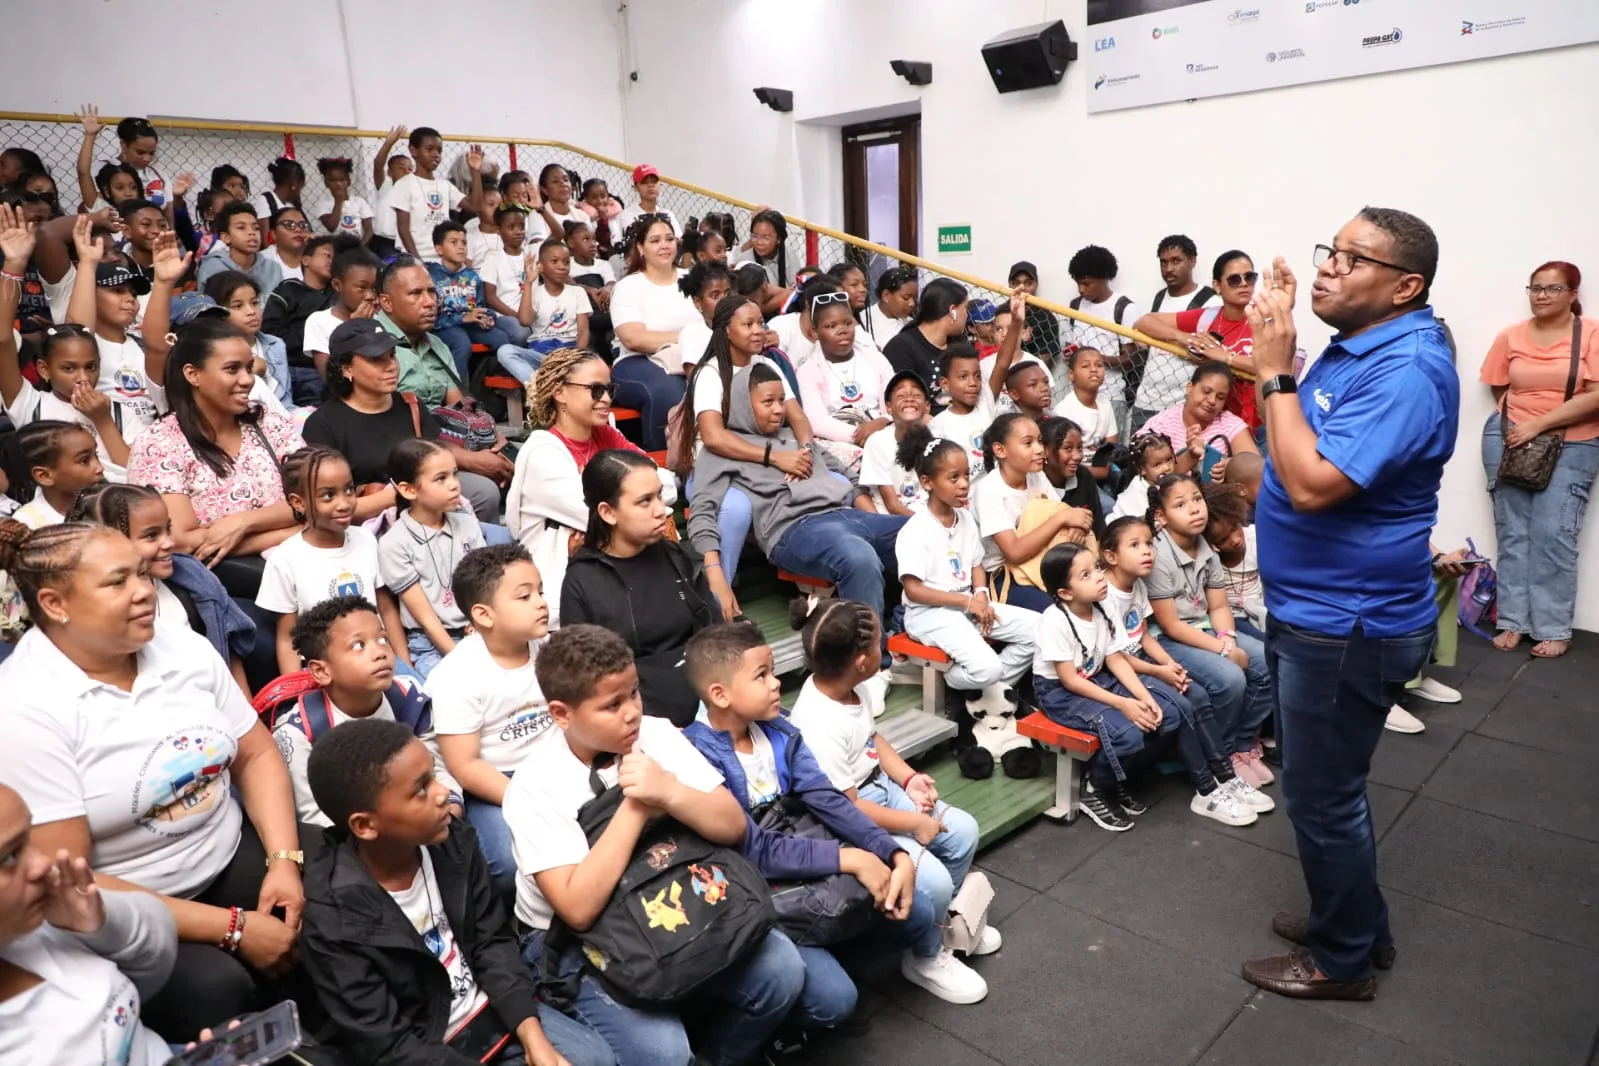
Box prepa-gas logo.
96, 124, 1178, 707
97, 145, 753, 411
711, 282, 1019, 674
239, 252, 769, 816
1361, 26, 1402, 47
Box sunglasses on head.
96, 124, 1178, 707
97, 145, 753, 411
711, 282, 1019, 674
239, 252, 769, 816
564, 379, 616, 401
809, 291, 850, 309
1223, 271, 1259, 287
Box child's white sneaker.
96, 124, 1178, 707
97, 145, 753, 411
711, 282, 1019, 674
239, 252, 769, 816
1224, 776, 1276, 813
1191, 786, 1259, 827
901, 947, 989, 1004
962, 924, 1002, 957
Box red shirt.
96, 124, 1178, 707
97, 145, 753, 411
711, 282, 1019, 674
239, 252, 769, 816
551, 424, 643, 470
1176, 307, 1258, 429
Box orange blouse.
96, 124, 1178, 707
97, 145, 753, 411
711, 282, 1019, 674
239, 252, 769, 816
1479, 316, 1599, 441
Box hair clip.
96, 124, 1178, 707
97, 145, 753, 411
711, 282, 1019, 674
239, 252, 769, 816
923, 439, 943, 458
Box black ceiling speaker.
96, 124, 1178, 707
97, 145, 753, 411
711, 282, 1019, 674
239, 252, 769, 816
753, 87, 794, 113
981, 20, 1077, 93
891, 60, 933, 86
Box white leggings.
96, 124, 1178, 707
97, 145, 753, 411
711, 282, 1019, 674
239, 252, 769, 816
904, 601, 1038, 692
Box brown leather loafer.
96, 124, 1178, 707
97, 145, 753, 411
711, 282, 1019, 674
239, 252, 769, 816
1271, 911, 1396, 970
1242, 948, 1377, 1001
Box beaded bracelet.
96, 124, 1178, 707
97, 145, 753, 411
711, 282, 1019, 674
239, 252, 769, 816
220, 906, 246, 953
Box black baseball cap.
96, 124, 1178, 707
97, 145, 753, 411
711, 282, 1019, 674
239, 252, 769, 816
329, 318, 398, 359
95, 261, 151, 296
884, 369, 930, 403
1008, 260, 1038, 284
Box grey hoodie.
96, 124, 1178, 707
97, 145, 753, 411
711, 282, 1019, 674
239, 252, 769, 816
689, 365, 856, 555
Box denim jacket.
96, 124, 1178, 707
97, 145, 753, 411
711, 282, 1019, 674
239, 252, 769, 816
685, 713, 902, 879
168, 552, 257, 662
257, 332, 294, 411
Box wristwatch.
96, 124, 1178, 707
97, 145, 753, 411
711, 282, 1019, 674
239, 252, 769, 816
265, 849, 305, 871
1260, 374, 1297, 401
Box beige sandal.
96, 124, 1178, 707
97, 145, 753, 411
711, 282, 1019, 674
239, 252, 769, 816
1492, 631, 1524, 652
1531, 640, 1570, 659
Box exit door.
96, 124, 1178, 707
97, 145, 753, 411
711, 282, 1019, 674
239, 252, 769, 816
842, 116, 920, 255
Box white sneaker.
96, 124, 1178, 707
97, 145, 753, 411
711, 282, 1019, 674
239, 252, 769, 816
1412, 676, 1462, 704
866, 670, 892, 717
1384, 704, 1426, 734
1224, 776, 1276, 813
1191, 787, 1258, 827
963, 924, 1002, 957
901, 947, 989, 1004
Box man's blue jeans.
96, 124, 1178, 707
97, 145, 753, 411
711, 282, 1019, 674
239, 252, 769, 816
1266, 616, 1434, 981
1481, 415, 1599, 642
769, 509, 906, 624
438, 314, 526, 379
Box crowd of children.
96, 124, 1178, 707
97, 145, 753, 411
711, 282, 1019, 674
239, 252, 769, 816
0, 113, 1474, 1066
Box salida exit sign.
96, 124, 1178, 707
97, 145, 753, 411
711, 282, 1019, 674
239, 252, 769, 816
937, 224, 972, 255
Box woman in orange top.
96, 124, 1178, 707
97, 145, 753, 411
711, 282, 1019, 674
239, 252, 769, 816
1479, 261, 1599, 658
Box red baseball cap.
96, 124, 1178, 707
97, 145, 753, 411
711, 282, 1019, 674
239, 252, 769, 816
632, 164, 660, 184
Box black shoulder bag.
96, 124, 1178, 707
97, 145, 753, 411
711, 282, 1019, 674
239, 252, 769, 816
1498, 316, 1582, 492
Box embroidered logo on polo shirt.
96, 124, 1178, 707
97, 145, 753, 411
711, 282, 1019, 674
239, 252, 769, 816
1314, 388, 1332, 412
134, 727, 233, 831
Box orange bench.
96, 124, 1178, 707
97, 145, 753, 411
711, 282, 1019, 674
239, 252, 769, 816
1017, 712, 1101, 824
886, 633, 951, 716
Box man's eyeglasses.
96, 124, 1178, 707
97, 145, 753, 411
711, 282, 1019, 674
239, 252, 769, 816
563, 379, 617, 401
1527, 285, 1571, 297
1312, 244, 1416, 277
1222, 271, 1258, 287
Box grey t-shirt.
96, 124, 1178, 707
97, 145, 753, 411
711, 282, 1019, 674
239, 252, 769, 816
1146, 530, 1226, 629
378, 511, 487, 632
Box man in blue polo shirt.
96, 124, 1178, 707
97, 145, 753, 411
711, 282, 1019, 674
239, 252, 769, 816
1242, 207, 1458, 1001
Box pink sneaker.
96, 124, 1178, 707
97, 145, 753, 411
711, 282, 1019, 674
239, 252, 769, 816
1232, 752, 1266, 788
1247, 741, 1276, 786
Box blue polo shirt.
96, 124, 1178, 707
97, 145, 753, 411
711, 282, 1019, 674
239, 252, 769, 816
1256, 307, 1459, 637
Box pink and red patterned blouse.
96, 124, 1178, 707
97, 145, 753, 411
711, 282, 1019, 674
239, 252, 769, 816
127, 410, 305, 525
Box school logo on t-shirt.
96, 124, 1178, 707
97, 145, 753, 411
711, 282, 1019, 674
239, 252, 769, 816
426, 191, 444, 211
112, 366, 147, 400
947, 547, 969, 588
342, 214, 355, 228
500, 704, 552, 743
1124, 608, 1144, 640
329, 570, 366, 599
1077, 652, 1101, 679
898, 473, 920, 501
134, 728, 233, 831
98, 978, 139, 1066
839, 381, 863, 404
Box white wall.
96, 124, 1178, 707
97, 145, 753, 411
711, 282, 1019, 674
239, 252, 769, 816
620, 0, 1599, 630
0, 0, 626, 154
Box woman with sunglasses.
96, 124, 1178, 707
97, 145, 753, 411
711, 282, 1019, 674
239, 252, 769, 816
504, 347, 676, 627
1479, 260, 1599, 660
1134, 250, 1263, 432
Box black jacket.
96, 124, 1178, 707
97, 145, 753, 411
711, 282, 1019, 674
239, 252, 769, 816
300, 823, 540, 1066
560, 539, 716, 727
262, 279, 336, 367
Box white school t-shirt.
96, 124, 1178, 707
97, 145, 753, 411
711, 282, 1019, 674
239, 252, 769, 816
256, 527, 385, 616
735, 725, 781, 807
390, 175, 466, 263
678, 316, 713, 369
609, 271, 696, 361
424, 633, 554, 775
505, 715, 723, 930
971, 469, 1056, 572
1051, 389, 1119, 450
302, 308, 342, 360
478, 247, 530, 310
896, 507, 982, 594
1067, 292, 1144, 399
788, 676, 881, 793
859, 424, 923, 511
389, 849, 491, 1040
1033, 603, 1129, 681
312, 195, 374, 238
4, 378, 127, 482
260, 245, 302, 283
464, 220, 502, 270
373, 177, 399, 240
13, 495, 64, 530
569, 257, 616, 286
929, 400, 996, 483
0, 624, 255, 898
1110, 475, 1152, 522
530, 283, 593, 343
1102, 578, 1153, 652
93, 334, 164, 447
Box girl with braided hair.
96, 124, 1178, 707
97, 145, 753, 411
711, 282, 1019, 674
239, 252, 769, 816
1110, 430, 1177, 521
1032, 541, 1264, 833
503, 347, 675, 627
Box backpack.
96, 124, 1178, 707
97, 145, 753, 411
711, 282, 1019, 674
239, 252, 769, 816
1457, 540, 1498, 641
251, 669, 434, 740
542, 764, 775, 1008
1151, 286, 1216, 313
432, 397, 499, 451
1070, 294, 1133, 328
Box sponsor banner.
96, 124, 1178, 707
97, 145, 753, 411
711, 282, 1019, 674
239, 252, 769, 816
1086, 0, 1599, 114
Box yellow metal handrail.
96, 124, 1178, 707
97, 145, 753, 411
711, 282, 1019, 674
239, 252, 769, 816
1, 109, 1199, 363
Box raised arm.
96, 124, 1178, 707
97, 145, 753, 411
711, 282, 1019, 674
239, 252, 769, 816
140, 231, 191, 385
74, 104, 103, 210
373, 125, 406, 192
64, 213, 104, 329
0, 204, 36, 407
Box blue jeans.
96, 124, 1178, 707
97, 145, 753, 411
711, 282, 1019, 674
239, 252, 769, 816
464, 785, 516, 902
481, 521, 514, 545
495, 339, 564, 385
405, 630, 447, 678
1481, 416, 1599, 641
520, 927, 805, 1066
856, 775, 977, 957
288, 363, 325, 406
612, 357, 687, 451
1035, 673, 1226, 791
1157, 628, 1274, 753
685, 475, 752, 587
1266, 616, 1434, 981
769, 509, 907, 626
487, 1005, 617, 1066
438, 315, 525, 379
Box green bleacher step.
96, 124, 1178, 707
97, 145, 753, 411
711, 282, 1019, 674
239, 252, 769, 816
876, 710, 957, 762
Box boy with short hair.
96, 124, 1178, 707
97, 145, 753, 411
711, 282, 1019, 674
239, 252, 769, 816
300, 717, 614, 1066
932, 292, 1026, 479
428, 220, 526, 379
196, 200, 282, 291
1003, 360, 1052, 425
563, 220, 614, 355
262, 232, 338, 369
504, 624, 807, 1066
270, 595, 463, 828
391, 126, 477, 263
427, 543, 557, 901
480, 205, 532, 326
519, 237, 590, 357
1007, 260, 1060, 363
1066, 244, 1144, 422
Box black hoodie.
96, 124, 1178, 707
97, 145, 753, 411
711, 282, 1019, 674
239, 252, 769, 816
262, 278, 336, 367
300, 822, 541, 1066
559, 538, 717, 727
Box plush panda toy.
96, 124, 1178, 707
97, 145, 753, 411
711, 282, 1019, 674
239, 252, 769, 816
954, 682, 1041, 780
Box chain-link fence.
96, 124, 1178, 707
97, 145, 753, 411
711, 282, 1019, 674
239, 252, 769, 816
0, 111, 1202, 438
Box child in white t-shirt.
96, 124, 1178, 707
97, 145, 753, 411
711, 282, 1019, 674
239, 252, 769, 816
1202, 482, 1266, 631
257, 447, 404, 676
390, 128, 471, 263
930, 336, 1011, 483
860, 370, 931, 517
1031, 542, 1266, 833
896, 427, 1036, 698
479, 205, 532, 327
1050, 347, 1118, 487
426, 543, 555, 900
301, 245, 380, 378
1100, 515, 1196, 697
525, 238, 591, 348
1110, 431, 1177, 522
312, 157, 373, 242
969, 412, 1085, 613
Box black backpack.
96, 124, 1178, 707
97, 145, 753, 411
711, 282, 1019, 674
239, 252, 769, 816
543, 765, 775, 1008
